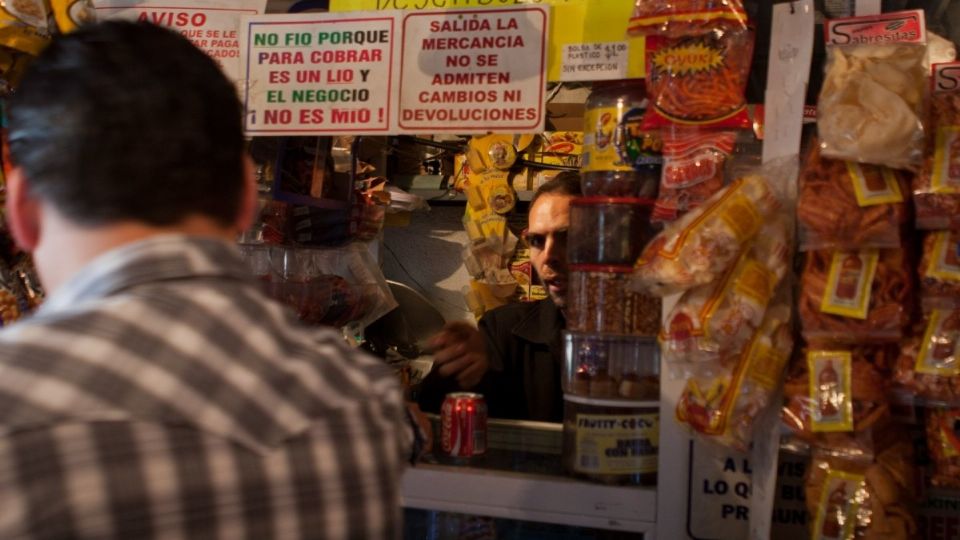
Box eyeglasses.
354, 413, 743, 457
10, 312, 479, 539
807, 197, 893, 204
523, 228, 568, 250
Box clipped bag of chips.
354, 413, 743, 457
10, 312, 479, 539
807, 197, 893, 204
817, 10, 928, 171
627, 0, 747, 38
653, 128, 735, 223
914, 61, 960, 229
643, 27, 754, 129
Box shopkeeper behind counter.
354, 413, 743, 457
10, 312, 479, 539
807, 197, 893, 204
418, 172, 582, 422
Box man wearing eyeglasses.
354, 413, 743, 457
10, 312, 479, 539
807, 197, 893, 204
420, 172, 581, 422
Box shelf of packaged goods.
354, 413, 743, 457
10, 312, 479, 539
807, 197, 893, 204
401, 416, 657, 536
401, 465, 657, 535
392, 175, 535, 203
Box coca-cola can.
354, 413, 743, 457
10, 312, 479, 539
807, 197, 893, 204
441, 392, 487, 457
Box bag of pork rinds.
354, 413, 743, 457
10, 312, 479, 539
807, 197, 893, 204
817, 11, 928, 171
643, 27, 754, 130
915, 61, 960, 229
627, 0, 748, 38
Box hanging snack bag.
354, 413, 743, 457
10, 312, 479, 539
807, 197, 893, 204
817, 10, 928, 171
797, 144, 908, 251
675, 303, 792, 451
627, 0, 747, 38
895, 314, 960, 405
783, 347, 894, 454
50, 0, 94, 34
643, 27, 754, 129
661, 217, 789, 364
799, 249, 912, 343
915, 61, 960, 229
919, 230, 960, 307
805, 444, 917, 540
633, 172, 781, 296
926, 408, 960, 488
653, 129, 735, 223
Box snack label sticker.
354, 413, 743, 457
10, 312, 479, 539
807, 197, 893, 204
845, 162, 903, 206
718, 190, 762, 243
820, 250, 878, 320
573, 413, 659, 474
808, 351, 854, 433
825, 9, 926, 46
931, 126, 960, 194
916, 309, 960, 376
811, 469, 866, 540
926, 230, 960, 282
933, 61, 960, 93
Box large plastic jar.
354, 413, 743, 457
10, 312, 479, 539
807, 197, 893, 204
581, 80, 661, 198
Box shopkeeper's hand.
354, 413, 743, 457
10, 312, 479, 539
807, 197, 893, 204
429, 321, 489, 390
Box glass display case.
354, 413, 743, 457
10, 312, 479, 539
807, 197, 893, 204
401, 416, 657, 539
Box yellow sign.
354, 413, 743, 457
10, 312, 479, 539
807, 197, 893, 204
329, 0, 645, 81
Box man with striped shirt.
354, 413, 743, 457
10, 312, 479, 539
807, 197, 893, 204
0, 21, 414, 539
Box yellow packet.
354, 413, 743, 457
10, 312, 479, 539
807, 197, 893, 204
51, 0, 94, 34
0, 0, 49, 55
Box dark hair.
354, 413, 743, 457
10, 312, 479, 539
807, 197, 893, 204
529, 171, 581, 208
6, 21, 245, 227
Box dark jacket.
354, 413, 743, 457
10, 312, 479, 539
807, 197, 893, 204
419, 298, 565, 422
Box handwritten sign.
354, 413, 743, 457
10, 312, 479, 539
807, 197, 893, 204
95, 0, 266, 84
240, 12, 399, 135
397, 7, 548, 133
561, 41, 627, 82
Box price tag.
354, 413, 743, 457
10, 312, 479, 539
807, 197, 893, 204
560, 41, 627, 82
762, 0, 814, 163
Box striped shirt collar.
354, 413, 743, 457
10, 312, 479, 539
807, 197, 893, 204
41, 234, 254, 313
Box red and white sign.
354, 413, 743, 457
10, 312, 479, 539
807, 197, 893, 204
240, 12, 399, 135
397, 7, 548, 133
95, 0, 266, 84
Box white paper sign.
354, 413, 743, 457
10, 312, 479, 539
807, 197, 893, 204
397, 6, 548, 133
687, 440, 753, 539
560, 41, 627, 82
762, 0, 814, 164
94, 0, 267, 84
240, 12, 400, 136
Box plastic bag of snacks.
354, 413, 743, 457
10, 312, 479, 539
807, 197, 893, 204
805, 442, 917, 540
627, 0, 747, 38
797, 144, 908, 251
817, 11, 928, 172
914, 61, 960, 230
783, 348, 893, 450
918, 230, 960, 308
799, 249, 912, 344
632, 173, 781, 296
675, 303, 792, 450
0, 0, 49, 55
643, 28, 754, 129
661, 217, 790, 364
894, 315, 960, 405
653, 129, 735, 223
50, 0, 94, 34
926, 408, 960, 488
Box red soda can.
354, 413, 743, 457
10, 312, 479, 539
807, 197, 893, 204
441, 392, 487, 457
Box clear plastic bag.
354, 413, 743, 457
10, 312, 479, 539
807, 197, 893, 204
914, 61, 960, 230
643, 28, 754, 129
675, 303, 792, 451
653, 129, 735, 223
805, 442, 918, 540
817, 11, 928, 171
661, 217, 790, 364
798, 145, 907, 251
894, 315, 960, 406
632, 171, 782, 297
782, 347, 895, 454
799, 249, 912, 344
627, 0, 747, 38
919, 230, 960, 309
926, 407, 960, 488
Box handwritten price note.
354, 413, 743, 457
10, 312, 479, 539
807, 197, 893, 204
560, 41, 627, 82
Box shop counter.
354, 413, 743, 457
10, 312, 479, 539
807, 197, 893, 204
401, 416, 657, 538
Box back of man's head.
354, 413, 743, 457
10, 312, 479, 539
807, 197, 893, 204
6, 21, 245, 227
